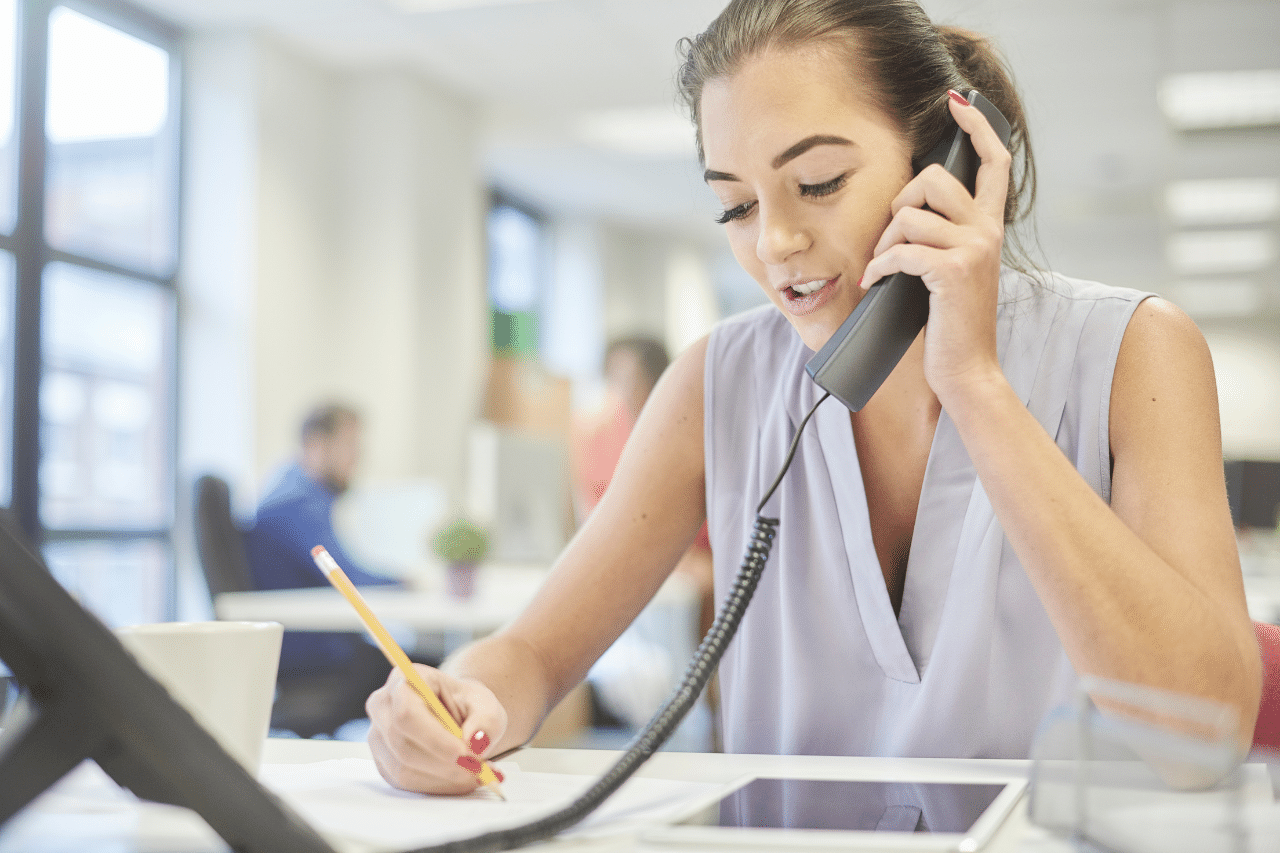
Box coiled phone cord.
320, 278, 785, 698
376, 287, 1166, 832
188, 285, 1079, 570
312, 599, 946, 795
409, 391, 831, 853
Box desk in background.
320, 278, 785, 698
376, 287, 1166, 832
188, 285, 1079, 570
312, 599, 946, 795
214, 564, 699, 646
214, 563, 546, 638
215, 567, 706, 748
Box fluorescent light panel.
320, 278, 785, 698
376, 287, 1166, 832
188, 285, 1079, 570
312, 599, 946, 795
1167, 229, 1276, 275
1167, 279, 1263, 318
574, 107, 696, 159
1158, 69, 1280, 130
386, 0, 554, 12
1165, 178, 1280, 226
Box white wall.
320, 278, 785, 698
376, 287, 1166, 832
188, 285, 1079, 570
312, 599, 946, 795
1204, 323, 1280, 461
177, 32, 488, 613
541, 218, 724, 409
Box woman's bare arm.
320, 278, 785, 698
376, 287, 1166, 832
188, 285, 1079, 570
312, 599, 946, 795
942, 299, 1260, 738
366, 336, 709, 791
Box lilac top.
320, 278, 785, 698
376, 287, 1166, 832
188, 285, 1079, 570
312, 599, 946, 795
704, 269, 1152, 759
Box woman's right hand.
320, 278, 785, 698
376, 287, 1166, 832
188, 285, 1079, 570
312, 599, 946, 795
365, 663, 509, 794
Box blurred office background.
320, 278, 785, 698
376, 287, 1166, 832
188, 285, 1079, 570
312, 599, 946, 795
0, 0, 1276, 735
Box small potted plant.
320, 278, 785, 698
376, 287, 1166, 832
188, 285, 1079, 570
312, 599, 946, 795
431, 517, 490, 599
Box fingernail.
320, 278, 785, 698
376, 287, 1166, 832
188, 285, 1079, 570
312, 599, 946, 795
857, 275, 865, 288
456, 755, 482, 773
494, 768, 505, 783
470, 730, 490, 755
948, 89, 969, 106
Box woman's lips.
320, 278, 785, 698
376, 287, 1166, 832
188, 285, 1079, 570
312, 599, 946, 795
780, 275, 840, 315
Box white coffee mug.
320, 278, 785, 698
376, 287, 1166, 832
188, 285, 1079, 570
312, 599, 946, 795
115, 621, 282, 773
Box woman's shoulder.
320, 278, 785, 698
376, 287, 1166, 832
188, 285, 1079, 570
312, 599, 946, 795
1000, 267, 1152, 310
999, 268, 1157, 365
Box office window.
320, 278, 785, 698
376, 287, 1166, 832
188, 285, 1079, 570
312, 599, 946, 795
2, 1, 181, 626
0, 251, 13, 507
40, 262, 173, 529
487, 196, 544, 357
0, 2, 15, 233
44, 6, 175, 274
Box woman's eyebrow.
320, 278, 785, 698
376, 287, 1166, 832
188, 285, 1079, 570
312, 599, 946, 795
772, 134, 854, 168
704, 134, 856, 183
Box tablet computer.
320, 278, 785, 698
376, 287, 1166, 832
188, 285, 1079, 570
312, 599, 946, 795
641, 775, 1027, 851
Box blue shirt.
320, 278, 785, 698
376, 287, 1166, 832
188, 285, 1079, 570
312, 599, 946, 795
244, 463, 397, 675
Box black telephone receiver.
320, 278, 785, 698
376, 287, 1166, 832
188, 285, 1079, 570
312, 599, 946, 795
805, 90, 1012, 412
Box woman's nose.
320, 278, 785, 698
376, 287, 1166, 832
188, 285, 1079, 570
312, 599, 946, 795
756, 203, 810, 265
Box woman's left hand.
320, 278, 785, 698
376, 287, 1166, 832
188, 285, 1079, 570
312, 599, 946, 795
857, 93, 1012, 406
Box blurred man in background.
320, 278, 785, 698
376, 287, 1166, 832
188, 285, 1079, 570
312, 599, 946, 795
245, 402, 398, 734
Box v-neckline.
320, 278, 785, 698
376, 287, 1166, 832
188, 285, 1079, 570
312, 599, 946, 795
817, 394, 949, 684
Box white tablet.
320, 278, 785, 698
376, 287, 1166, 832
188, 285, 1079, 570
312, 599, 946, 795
640, 775, 1027, 851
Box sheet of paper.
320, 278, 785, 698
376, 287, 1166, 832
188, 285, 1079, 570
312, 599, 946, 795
0, 756, 719, 853
263, 758, 720, 851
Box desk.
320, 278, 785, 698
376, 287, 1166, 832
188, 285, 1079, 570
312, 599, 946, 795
214, 565, 699, 636
3, 737, 1274, 853
263, 740, 1045, 852
214, 567, 703, 679
214, 564, 549, 636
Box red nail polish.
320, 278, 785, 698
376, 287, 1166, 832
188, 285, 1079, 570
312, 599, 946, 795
470, 730, 490, 755
948, 89, 968, 106
494, 768, 505, 783
857, 275, 864, 288
456, 755, 482, 773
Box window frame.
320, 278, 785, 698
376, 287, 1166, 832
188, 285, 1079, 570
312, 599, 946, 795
8, 0, 182, 618
486, 188, 548, 358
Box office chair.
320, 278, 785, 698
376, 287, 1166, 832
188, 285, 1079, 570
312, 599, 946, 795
192, 474, 376, 739
1254, 620, 1280, 751
194, 475, 256, 597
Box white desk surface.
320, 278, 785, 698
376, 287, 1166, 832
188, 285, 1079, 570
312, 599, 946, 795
4, 736, 1273, 853
262, 738, 1050, 853
214, 563, 548, 634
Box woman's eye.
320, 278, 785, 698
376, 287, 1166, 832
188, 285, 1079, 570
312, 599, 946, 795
715, 200, 756, 224
799, 173, 849, 198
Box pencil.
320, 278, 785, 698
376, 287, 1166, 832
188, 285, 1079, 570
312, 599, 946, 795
310, 545, 506, 799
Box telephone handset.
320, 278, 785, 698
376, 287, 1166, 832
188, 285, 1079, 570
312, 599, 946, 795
805, 89, 1012, 412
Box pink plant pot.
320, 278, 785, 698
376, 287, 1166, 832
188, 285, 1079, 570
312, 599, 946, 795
447, 562, 478, 599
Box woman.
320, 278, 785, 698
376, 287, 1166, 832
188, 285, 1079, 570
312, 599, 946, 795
367, 0, 1260, 794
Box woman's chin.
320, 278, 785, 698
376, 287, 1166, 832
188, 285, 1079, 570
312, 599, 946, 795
795, 319, 844, 355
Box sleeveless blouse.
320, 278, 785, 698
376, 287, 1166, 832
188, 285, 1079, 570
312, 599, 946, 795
703, 269, 1152, 759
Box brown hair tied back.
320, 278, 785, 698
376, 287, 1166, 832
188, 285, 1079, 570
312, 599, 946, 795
934, 24, 1037, 237
677, 0, 1039, 271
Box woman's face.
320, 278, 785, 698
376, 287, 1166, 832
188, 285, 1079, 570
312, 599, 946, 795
700, 44, 915, 351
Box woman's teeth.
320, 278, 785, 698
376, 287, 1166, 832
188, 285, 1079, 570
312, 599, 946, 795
791, 279, 828, 296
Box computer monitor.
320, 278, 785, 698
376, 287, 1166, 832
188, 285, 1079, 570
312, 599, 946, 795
1224, 459, 1280, 530
0, 508, 335, 853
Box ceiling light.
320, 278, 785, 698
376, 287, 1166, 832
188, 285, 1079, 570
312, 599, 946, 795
1165, 179, 1280, 226
1158, 70, 1280, 130
574, 106, 696, 159
385, 0, 555, 12
1167, 230, 1276, 275
1166, 279, 1263, 318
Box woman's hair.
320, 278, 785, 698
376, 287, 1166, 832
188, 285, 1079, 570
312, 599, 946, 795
300, 402, 360, 444
606, 334, 671, 391
676, 0, 1039, 269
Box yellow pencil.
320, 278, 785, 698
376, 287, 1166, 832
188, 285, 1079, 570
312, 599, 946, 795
310, 545, 506, 799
